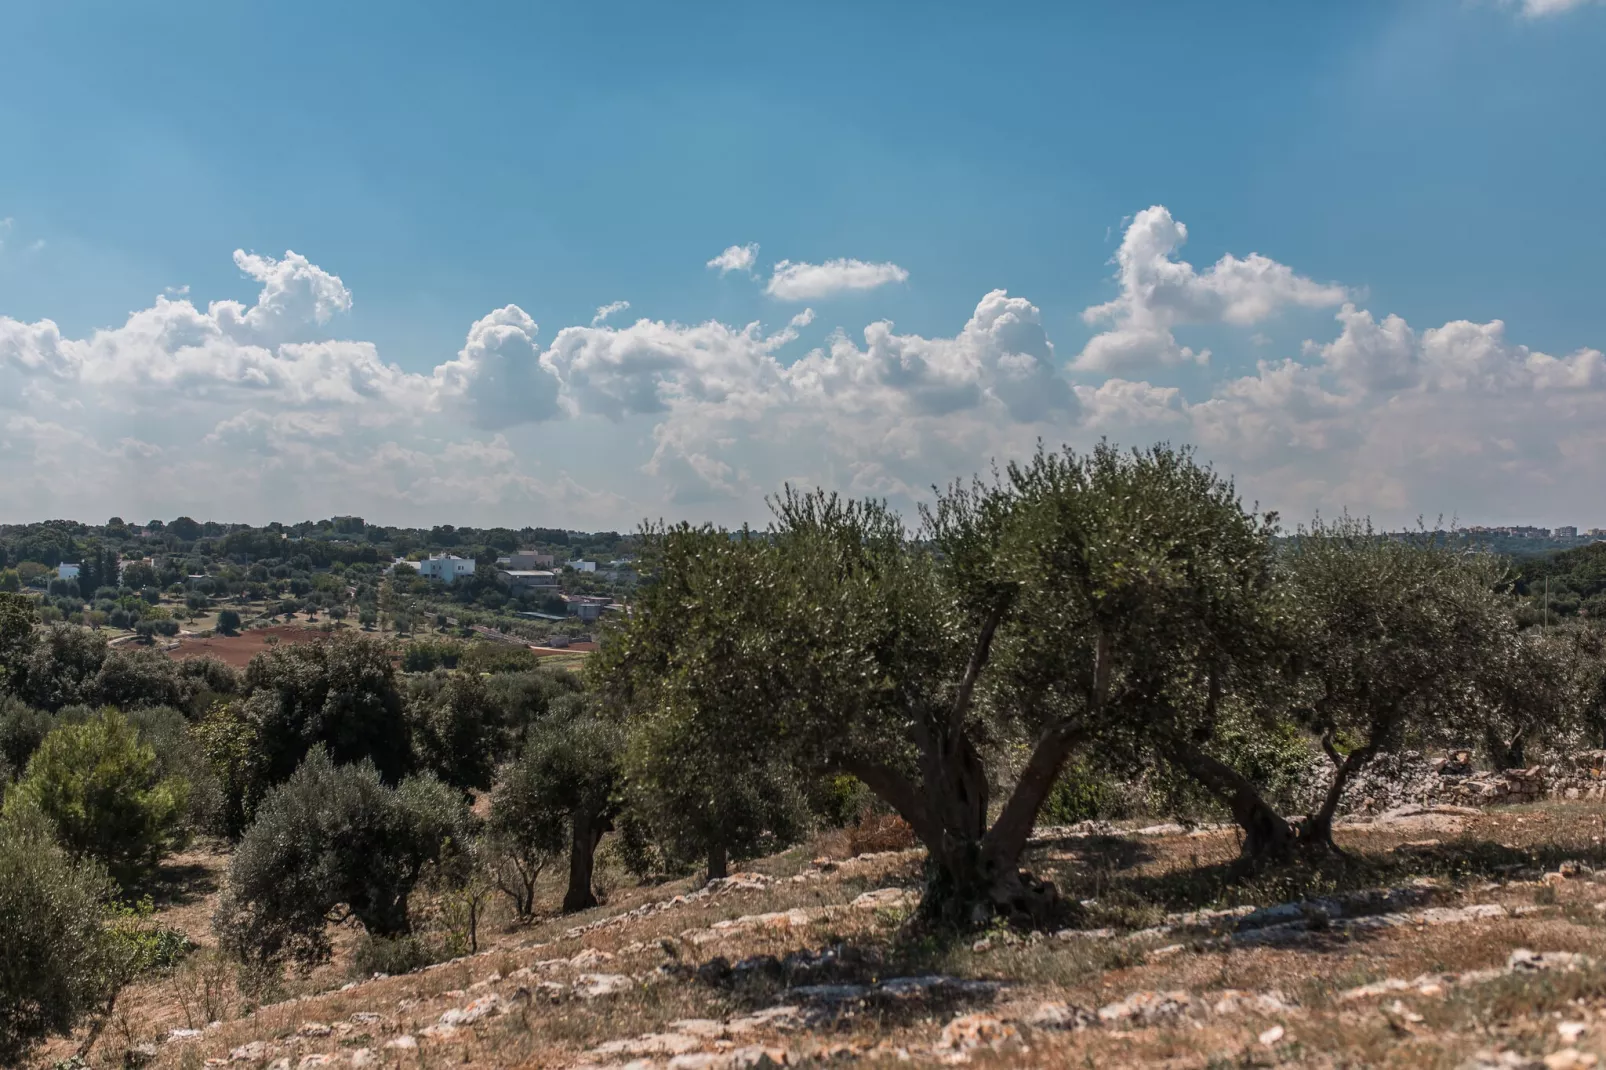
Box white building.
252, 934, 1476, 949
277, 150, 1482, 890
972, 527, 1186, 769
573, 560, 597, 573
413, 554, 477, 584
57, 563, 80, 581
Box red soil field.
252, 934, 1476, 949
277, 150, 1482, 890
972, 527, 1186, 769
162, 623, 331, 667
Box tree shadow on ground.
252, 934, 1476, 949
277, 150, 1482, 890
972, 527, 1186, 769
139, 854, 222, 909
1049, 835, 1606, 924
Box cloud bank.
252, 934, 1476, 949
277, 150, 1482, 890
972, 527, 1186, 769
2, 212, 1602, 529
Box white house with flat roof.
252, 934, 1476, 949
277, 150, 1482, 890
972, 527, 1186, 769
412, 554, 476, 584
57, 563, 80, 581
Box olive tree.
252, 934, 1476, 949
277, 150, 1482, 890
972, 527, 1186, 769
1470, 620, 1606, 768
594, 526, 812, 884
604, 444, 1279, 927
214, 749, 470, 966
1275, 518, 1513, 849
490, 696, 621, 913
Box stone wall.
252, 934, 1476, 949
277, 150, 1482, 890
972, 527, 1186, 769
1297, 749, 1606, 817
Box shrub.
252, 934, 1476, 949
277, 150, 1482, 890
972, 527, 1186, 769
0, 694, 53, 782
214, 750, 471, 967
94, 647, 186, 711
191, 698, 272, 839
125, 705, 224, 835
483, 669, 583, 738
457, 643, 543, 675
350, 934, 434, 979
1041, 756, 1134, 825
18, 623, 108, 711
175, 655, 242, 717
0, 807, 113, 1066
216, 609, 242, 635
407, 671, 507, 791
3, 708, 189, 886
401, 638, 463, 673
243, 633, 413, 785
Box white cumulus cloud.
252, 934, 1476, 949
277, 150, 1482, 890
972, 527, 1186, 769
706, 243, 759, 275
1, 210, 1604, 530
1075, 206, 1347, 372
765, 258, 910, 301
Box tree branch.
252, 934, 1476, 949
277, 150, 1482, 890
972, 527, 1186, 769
838, 755, 938, 848
1320, 728, 1343, 770
947, 599, 1011, 739
982, 633, 1110, 867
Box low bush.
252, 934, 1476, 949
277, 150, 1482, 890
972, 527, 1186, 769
0, 694, 54, 781
350, 934, 435, 979
457, 643, 543, 675
400, 638, 463, 673
0, 807, 113, 1066
214, 749, 472, 967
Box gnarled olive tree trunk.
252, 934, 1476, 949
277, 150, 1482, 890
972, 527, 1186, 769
840, 631, 1106, 930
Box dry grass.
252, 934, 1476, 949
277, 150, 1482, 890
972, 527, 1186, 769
34, 802, 1606, 1069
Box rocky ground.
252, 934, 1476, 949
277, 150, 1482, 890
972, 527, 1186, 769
43, 799, 1606, 1069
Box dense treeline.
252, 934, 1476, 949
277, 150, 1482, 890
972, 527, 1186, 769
3, 443, 1604, 1061
1514, 541, 1606, 623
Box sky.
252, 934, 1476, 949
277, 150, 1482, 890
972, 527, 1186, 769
1, 0, 1603, 531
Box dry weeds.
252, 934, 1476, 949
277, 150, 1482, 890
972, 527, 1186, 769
33, 800, 1606, 1069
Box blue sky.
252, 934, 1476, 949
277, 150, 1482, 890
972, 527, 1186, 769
1, 0, 1603, 529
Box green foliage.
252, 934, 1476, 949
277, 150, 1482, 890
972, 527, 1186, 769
350, 934, 434, 978
1279, 517, 1515, 832
490, 697, 621, 913
17, 622, 108, 711
483, 668, 583, 737
102, 894, 193, 981
243, 632, 412, 784
0, 694, 54, 782
401, 638, 463, 673
0, 807, 114, 1066
124, 705, 224, 835
457, 643, 543, 675
216, 609, 242, 635
191, 698, 272, 838
596, 525, 812, 879
1040, 756, 1130, 825
0, 592, 35, 690
94, 647, 186, 711
3, 708, 189, 886
214, 749, 472, 967
406, 671, 507, 791
1514, 541, 1606, 621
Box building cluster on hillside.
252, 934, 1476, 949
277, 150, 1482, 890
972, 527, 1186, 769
381, 548, 634, 623
1462, 525, 1605, 539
